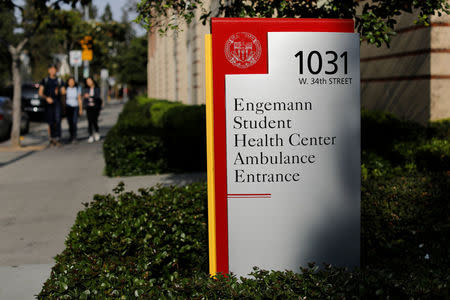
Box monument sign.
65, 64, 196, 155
205, 18, 360, 277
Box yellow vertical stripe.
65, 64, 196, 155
205, 34, 217, 276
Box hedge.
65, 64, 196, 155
105, 101, 448, 178
40, 110, 449, 298
38, 173, 449, 298
103, 98, 206, 176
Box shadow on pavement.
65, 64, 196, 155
0, 151, 36, 168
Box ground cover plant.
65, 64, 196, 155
41, 110, 449, 299
103, 97, 206, 176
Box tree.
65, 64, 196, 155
88, 2, 97, 19
0, 6, 15, 87
116, 36, 147, 93
0, 0, 90, 148
101, 3, 113, 22
30, 5, 133, 85
26, 9, 84, 79
136, 0, 449, 47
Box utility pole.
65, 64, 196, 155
69, 50, 82, 82
83, 5, 90, 79
100, 69, 109, 104
80, 36, 93, 79
74, 65, 79, 82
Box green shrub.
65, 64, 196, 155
39, 174, 449, 298
428, 118, 450, 139
135, 95, 155, 105
41, 109, 449, 298
415, 138, 450, 171
161, 104, 207, 171
103, 129, 166, 176
107, 103, 447, 177
38, 183, 208, 299
149, 100, 182, 127
103, 98, 206, 176
361, 110, 449, 173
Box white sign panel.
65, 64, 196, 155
101, 68, 109, 80
225, 32, 360, 277
69, 50, 82, 67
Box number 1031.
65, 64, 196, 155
294, 50, 348, 75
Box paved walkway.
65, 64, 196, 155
0, 101, 206, 299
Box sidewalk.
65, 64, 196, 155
0, 101, 206, 299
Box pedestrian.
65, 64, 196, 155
83, 77, 102, 143
65, 77, 83, 143
39, 64, 65, 146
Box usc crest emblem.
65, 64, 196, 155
224, 32, 262, 69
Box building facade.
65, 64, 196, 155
147, 4, 214, 105
361, 10, 450, 123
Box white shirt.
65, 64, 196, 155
66, 87, 79, 107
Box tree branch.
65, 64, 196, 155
16, 37, 28, 52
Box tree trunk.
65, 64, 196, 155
8, 39, 28, 148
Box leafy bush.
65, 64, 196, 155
161, 104, 207, 171
41, 110, 449, 298
39, 172, 449, 298
415, 139, 450, 171
103, 129, 167, 176
149, 100, 182, 127
38, 183, 208, 299
103, 98, 206, 176
361, 110, 449, 172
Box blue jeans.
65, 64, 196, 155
66, 105, 79, 139
45, 101, 61, 139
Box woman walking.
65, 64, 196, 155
65, 77, 82, 143
83, 77, 102, 143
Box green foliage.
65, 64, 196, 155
148, 100, 182, 127
40, 109, 449, 298
23, 2, 133, 82
101, 4, 113, 22
136, 0, 449, 47
29, 8, 85, 79
361, 109, 449, 176
135, 95, 157, 105
103, 97, 206, 176
161, 104, 207, 171
103, 99, 165, 176
136, 0, 204, 34
415, 138, 450, 171
116, 36, 148, 91
0, 0, 90, 82
87, 2, 98, 20
38, 183, 208, 299
0, 5, 15, 86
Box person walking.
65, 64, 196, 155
39, 64, 65, 146
83, 77, 102, 143
65, 77, 82, 143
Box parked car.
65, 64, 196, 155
0, 96, 13, 140
22, 83, 45, 118
2, 83, 67, 121
0, 96, 30, 140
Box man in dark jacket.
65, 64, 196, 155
39, 64, 65, 146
